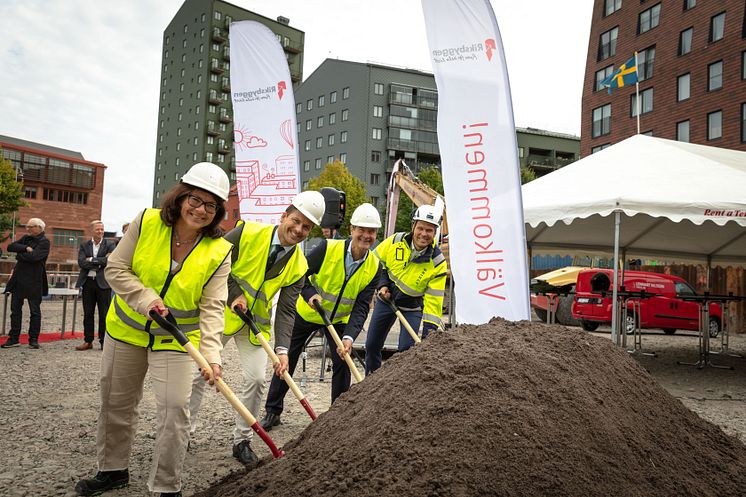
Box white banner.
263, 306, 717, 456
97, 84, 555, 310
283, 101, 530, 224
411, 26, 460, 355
421, 0, 530, 323
229, 21, 299, 224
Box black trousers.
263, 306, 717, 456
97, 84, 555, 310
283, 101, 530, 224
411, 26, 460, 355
82, 278, 111, 344
264, 315, 351, 415
9, 294, 42, 342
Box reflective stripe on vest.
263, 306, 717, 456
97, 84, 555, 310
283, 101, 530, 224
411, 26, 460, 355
106, 209, 231, 352
224, 221, 308, 344
296, 239, 379, 325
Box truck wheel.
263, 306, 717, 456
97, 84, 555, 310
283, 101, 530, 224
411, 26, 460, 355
663, 328, 677, 335
555, 293, 580, 327
580, 320, 600, 332
625, 313, 638, 335
708, 318, 721, 338
534, 308, 548, 323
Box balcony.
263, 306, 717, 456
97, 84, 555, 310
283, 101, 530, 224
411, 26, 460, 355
212, 27, 226, 43
208, 91, 221, 105
206, 122, 220, 136
210, 60, 224, 74
223, 47, 230, 60
282, 39, 302, 54
221, 78, 230, 91
219, 111, 232, 124
386, 138, 439, 155
388, 93, 438, 109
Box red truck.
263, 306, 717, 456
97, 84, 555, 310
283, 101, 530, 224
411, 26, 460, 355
571, 269, 722, 337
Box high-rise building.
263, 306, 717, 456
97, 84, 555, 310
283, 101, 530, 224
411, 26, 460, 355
153, 0, 304, 205
582, 0, 746, 156
1, 135, 106, 264
296, 59, 579, 206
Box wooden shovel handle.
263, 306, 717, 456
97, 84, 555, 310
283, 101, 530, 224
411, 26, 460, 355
313, 300, 364, 383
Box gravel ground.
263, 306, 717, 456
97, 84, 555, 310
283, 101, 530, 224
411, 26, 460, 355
0, 301, 744, 496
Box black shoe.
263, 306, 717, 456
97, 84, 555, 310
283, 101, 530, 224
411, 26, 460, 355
232, 440, 258, 465
159, 492, 182, 496
29, 341, 40, 349
259, 412, 281, 431
75, 469, 129, 496
1, 340, 20, 348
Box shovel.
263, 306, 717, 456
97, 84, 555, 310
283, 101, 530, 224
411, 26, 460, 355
312, 300, 364, 383
148, 310, 284, 458
232, 306, 317, 421
378, 294, 421, 345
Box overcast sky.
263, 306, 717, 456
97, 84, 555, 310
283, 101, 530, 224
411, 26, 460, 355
0, 0, 593, 233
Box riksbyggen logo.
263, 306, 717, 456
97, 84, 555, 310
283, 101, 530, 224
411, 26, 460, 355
431, 38, 496, 64
233, 81, 287, 103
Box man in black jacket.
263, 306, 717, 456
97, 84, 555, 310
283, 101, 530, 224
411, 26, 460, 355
1, 218, 50, 349
75, 220, 115, 350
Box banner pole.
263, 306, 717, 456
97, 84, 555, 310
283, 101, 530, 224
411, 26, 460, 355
634, 51, 640, 134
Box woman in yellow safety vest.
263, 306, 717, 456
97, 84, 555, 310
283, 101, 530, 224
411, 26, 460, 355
75, 162, 233, 497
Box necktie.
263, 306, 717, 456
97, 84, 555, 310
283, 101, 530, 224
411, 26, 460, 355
266, 244, 283, 272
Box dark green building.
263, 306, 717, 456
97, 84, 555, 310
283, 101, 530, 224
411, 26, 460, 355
153, 0, 304, 205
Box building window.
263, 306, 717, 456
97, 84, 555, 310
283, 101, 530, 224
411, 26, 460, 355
307, 99, 313, 111
327, 155, 334, 164
53, 228, 85, 247
330, 91, 337, 103
315, 158, 322, 170
677, 73, 690, 101
306, 119, 312, 131
316, 137, 323, 149
684, 0, 695, 11
708, 61, 723, 91
598, 27, 618, 61
373, 105, 383, 117
592, 104, 611, 137
328, 134, 335, 146
710, 12, 725, 42
340, 153, 347, 164
595, 65, 614, 91
374, 83, 384, 95
207, 136, 214, 145
677, 120, 690, 142
591, 144, 611, 154
342, 109, 349, 121
372, 128, 382, 140
707, 110, 722, 140
329, 113, 336, 125
631, 87, 653, 116
742, 51, 746, 79
638, 4, 661, 35
341, 131, 348, 143
296, 103, 302, 114
304, 140, 311, 151
342, 87, 350, 99
303, 160, 310, 171
302, 181, 309, 189
371, 150, 381, 162
318, 95, 325, 107
679, 28, 693, 56
317, 116, 324, 128
23, 186, 37, 199
638, 46, 655, 81
214, 11, 222, 20
604, 0, 621, 16
370, 173, 380, 185
742, 104, 746, 142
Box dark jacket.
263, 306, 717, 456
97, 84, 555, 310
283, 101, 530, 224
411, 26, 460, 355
76, 238, 116, 289
5, 233, 50, 300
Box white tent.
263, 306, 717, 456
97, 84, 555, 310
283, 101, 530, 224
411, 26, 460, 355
522, 135, 746, 340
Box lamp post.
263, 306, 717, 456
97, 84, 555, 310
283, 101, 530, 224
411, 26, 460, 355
10, 166, 23, 242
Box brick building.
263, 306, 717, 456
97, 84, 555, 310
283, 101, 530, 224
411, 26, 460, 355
582, 0, 746, 156
0, 135, 106, 265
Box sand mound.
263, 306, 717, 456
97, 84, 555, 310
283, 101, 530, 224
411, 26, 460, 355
195, 319, 746, 497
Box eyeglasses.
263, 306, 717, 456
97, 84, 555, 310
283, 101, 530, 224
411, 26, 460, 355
26, 224, 41, 229
186, 194, 218, 214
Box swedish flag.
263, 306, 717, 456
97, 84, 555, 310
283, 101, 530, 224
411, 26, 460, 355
600, 54, 638, 94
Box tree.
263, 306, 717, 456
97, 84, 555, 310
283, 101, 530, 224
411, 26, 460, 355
307, 160, 369, 237
521, 164, 537, 184
0, 149, 26, 242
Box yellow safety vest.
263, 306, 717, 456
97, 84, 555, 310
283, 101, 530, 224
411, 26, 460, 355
106, 209, 232, 352
296, 239, 379, 325
224, 220, 308, 345
373, 232, 448, 327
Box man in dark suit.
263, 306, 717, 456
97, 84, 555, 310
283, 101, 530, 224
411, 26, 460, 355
1, 218, 50, 349
75, 220, 115, 351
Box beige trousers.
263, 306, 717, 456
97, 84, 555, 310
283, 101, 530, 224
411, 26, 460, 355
189, 331, 268, 444
96, 336, 193, 493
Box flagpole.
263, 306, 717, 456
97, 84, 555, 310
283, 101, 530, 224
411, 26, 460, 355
634, 51, 640, 134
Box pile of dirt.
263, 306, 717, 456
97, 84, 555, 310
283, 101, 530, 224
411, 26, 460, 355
195, 319, 746, 497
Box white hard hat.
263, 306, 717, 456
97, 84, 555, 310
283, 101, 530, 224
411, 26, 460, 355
292, 190, 326, 225
350, 203, 381, 228
412, 204, 442, 227
181, 162, 230, 201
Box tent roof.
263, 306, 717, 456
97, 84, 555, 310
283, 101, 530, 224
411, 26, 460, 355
522, 135, 746, 265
